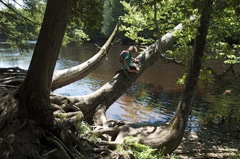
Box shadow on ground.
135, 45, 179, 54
174, 126, 240, 159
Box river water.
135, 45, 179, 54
0, 43, 239, 133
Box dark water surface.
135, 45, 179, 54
1, 43, 239, 133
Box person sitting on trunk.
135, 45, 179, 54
120, 46, 140, 74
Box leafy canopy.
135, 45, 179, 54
119, 0, 240, 83
0, 0, 104, 48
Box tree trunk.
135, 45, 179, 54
51, 23, 119, 90
166, 0, 213, 153
15, 0, 72, 129
114, 0, 214, 154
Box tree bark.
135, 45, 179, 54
15, 0, 72, 129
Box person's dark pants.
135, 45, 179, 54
115, 66, 137, 74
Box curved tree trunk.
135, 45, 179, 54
51, 23, 119, 90
164, 0, 213, 153
135, 0, 213, 152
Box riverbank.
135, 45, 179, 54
174, 127, 239, 158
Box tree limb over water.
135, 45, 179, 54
51, 23, 119, 90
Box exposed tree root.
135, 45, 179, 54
0, 89, 159, 158
46, 135, 74, 159
0, 87, 126, 158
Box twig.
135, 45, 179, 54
41, 149, 57, 158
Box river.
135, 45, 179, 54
0, 43, 239, 133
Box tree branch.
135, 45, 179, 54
51, 22, 119, 90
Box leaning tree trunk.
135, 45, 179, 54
15, 0, 72, 129
140, 0, 214, 153
51, 23, 119, 90
50, 22, 184, 123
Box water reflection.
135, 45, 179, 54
201, 80, 240, 131
120, 83, 179, 123
1, 43, 239, 133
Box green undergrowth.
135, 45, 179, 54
116, 136, 179, 159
